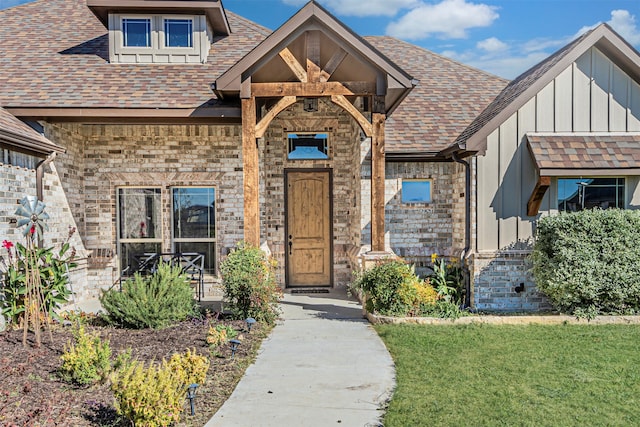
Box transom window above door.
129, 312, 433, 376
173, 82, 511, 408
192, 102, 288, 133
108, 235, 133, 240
288, 133, 329, 160
558, 178, 625, 212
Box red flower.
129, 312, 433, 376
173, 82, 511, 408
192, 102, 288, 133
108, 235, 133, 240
30, 225, 36, 234
2, 240, 13, 250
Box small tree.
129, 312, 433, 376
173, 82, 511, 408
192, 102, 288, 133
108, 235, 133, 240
220, 242, 282, 324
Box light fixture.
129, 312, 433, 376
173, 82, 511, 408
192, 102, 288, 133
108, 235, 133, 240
229, 339, 241, 358
303, 98, 318, 112
245, 317, 256, 333
187, 383, 199, 415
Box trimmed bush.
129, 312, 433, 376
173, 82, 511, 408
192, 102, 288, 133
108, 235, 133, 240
220, 242, 282, 325
531, 209, 640, 315
100, 262, 196, 329
352, 260, 447, 317
59, 325, 111, 385
111, 349, 209, 427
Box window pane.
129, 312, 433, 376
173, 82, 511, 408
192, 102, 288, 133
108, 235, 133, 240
558, 178, 625, 212
123, 19, 151, 47
288, 133, 329, 159
402, 180, 431, 203
174, 242, 215, 274
165, 19, 193, 47
119, 188, 162, 239
120, 242, 161, 276
173, 188, 215, 239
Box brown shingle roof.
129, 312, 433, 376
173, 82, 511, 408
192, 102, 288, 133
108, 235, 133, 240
527, 133, 640, 175
0, 107, 64, 155
366, 37, 507, 154
0, 0, 269, 109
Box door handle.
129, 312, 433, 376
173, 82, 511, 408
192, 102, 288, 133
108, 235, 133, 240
288, 240, 293, 255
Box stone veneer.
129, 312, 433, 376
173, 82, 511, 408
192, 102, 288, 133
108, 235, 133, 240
470, 251, 552, 311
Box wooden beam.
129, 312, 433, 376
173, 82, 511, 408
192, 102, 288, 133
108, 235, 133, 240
251, 81, 376, 97
306, 31, 321, 83
371, 113, 386, 252
321, 49, 347, 82
278, 48, 307, 83
330, 95, 372, 137
242, 97, 260, 246
255, 96, 297, 138
527, 176, 551, 216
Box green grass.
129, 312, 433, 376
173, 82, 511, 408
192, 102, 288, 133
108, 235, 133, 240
375, 324, 640, 427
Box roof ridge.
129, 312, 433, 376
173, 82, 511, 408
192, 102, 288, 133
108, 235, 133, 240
226, 10, 272, 37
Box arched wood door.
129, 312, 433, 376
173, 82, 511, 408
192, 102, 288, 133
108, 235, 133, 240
285, 169, 332, 287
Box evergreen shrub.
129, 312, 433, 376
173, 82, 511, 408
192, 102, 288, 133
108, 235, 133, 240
59, 325, 111, 385
531, 209, 640, 316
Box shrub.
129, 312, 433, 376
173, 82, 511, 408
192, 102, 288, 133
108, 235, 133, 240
220, 242, 282, 325
111, 349, 209, 427
531, 209, 640, 315
100, 262, 196, 329
353, 260, 439, 316
206, 324, 238, 348
59, 325, 111, 385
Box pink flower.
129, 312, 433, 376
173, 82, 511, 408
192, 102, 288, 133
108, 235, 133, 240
2, 240, 13, 250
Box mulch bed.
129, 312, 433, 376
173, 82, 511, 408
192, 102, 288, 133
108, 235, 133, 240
0, 315, 270, 426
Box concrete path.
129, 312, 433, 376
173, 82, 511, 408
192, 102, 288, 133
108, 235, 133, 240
205, 290, 396, 427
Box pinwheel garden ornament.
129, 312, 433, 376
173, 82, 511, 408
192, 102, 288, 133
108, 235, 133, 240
14, 196, 49, 239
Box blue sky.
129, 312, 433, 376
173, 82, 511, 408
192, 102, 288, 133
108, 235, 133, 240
2, 0, 639, 79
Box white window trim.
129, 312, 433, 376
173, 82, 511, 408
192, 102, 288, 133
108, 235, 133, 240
116, 186, 163, 245
162, 16, 195, 50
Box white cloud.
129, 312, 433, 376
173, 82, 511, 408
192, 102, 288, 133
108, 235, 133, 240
608, 9, 640, 45
386, 0, 499, 40
281, 0, 420, 17
477, 37, 507, 53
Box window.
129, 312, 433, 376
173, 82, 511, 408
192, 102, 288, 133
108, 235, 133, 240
172, 187, 216, 274
402, 179, 432, 203
164, 19, 193, 48
122, 18, 151, 47
288, 133, 329, 160
558, 178, 625, 212
117, 188, 162, 273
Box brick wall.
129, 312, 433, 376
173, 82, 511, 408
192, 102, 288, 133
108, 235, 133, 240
470, 251, 552, 311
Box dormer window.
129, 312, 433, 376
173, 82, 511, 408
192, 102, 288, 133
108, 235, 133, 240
123, 18, 151, 48
164, 19, 193, 48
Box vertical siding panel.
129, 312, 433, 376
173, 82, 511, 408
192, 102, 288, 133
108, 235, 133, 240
630, 80, 640, 131
536, 82, 555, 131
499, 114, 518, 249
610, 64, 628, 131
554, 66, 573, 131
591, 48, 610, 131
518, 98, 537, 241
477, 130, 500, 251
574, 49, 592, 131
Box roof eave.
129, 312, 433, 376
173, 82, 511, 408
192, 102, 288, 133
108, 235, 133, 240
0, 129, 65, 157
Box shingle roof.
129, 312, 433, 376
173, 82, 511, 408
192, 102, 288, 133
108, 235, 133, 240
0, 107, 64, 154
527, 133, 640, 174
366, 37, 507, 154
0, 0, 507, 154
0, 0, 270, 109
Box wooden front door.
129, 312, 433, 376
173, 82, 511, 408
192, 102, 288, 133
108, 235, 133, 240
285, 170, 332, 287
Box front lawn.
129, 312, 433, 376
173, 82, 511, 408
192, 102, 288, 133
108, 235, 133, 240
375, 324, 640, 427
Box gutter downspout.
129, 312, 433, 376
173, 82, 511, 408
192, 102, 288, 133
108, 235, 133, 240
452, 151, 472, 308
36, 152, 56, 202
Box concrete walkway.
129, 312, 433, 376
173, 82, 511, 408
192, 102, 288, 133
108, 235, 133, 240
205, 290, 396, 427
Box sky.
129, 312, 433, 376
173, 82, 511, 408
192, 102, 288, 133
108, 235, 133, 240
1, 0, 639, 79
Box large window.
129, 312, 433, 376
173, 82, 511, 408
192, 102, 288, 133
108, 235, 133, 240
164, 19, 193, 48
118, 188, 162, 273
172, 187, 216, 273
122, 18, 151, 47
558, 178, 625, 212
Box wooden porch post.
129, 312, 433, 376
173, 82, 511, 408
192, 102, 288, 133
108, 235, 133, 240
242, 97, 260, 247
371, 112, 386, 252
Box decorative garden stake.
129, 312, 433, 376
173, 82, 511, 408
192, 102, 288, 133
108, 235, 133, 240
187, 383, 199, 415
245, 317, 256, 333
229, 339, 241, 358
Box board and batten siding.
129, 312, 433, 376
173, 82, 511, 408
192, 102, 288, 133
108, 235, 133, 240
477, 47, 640, 252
